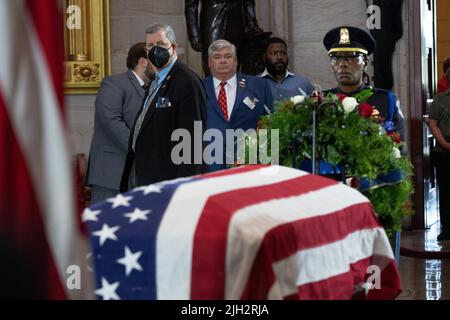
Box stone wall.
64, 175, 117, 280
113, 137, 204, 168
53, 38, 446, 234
67, 0, 201, 156
287, 0, 367, 90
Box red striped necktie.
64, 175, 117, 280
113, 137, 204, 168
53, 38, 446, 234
218, 81, 228, 121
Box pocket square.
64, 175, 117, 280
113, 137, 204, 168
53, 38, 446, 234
156, 96, 172, 108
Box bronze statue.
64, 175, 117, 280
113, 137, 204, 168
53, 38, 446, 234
369, 0, 404, 91
185, 0, 263, 75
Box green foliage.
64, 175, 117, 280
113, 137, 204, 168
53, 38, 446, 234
249, 91, 414, 235
366, 174, 414, 238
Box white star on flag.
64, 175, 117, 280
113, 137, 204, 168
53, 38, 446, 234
95, 277, 120, 300
82, 208, 102, 222
124, 208, 151, 224
93, 224, 120, 246
107, 194, 133, 209
135, 185, 163, 195
117, 246, 143, 276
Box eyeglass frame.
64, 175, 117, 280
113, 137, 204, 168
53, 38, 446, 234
329, 53, 366, 65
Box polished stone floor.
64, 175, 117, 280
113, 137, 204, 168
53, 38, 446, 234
397, 222, 450, 300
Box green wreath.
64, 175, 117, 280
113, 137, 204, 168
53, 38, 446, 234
243, 89, 413, 237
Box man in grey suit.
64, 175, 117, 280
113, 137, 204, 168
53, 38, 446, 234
86, 42, 155, 204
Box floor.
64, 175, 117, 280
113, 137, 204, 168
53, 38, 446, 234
397, 222, 450, 300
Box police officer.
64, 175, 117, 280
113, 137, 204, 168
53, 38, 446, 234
323, 26, 407, 146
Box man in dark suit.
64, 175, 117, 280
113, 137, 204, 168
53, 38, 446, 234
185, 0, 262, 75
86, 42, 154, 204
120, 23, 207, 191
204, 39, 273, 172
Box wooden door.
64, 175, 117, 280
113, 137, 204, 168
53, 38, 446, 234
409, 0, 438, 229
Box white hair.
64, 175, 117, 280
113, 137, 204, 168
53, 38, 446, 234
208, 39, 237, 58
145, 23, 176, 44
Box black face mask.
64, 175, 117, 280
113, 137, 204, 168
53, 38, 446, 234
148, 46, 172, 68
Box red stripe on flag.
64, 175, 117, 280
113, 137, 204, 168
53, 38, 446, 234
282, 258, 401, 300
284, 258, 374, 300
367, 259, 402, 300
0, 93, 66, 299
261, 203, 379, 261
25, 0, 64, 111
240, 203, 381, 299
191, 173, 337, 299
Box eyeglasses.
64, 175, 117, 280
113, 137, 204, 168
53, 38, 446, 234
330, 55, 365, 65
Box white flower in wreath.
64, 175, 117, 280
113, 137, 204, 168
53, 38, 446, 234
342, 97, 358, 113
392, 146, 401, 159
290, 95, 305, 105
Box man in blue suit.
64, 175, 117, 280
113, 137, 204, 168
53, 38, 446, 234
204, 39, 273, 171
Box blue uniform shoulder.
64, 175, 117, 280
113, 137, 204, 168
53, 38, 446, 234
371, 87, 393, 96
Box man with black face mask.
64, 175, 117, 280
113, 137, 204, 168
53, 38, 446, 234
86, 42, 154, 204
120, 23, 207, 191
259, 37, 313, 101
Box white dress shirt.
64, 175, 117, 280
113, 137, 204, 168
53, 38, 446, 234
132, 70, 145, 87
213, 75, 237, 118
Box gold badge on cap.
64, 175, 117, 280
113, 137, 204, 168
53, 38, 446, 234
339, 28, 350, 45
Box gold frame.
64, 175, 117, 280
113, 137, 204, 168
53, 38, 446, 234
63, 0, 111, 94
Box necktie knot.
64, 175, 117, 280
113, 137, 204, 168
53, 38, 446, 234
220, 81, 227, 88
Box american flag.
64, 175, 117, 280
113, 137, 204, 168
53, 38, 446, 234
86, 165, 402, 300
0, 0, 92, 299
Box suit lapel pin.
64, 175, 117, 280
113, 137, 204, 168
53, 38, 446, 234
238, 79, 246, 88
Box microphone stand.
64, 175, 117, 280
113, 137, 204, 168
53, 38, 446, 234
311, 100, 338, 175
292, 89, 340, 179
312, 103, 317, 174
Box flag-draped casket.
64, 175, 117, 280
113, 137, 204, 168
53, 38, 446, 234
85, 165, 402, 300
